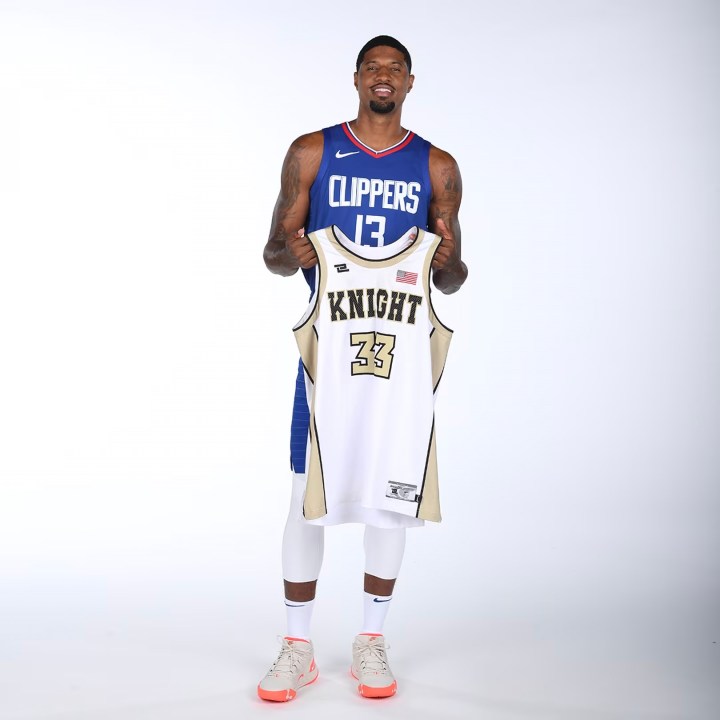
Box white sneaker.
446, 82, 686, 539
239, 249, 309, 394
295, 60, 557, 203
257, 636, 318, 702
351, 633, 397, 698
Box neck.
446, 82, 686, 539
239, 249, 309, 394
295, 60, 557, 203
350, 109, 407, 152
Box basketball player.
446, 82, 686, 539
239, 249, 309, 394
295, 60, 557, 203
258, 35, 468, 702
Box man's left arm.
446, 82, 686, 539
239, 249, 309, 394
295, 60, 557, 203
428, 146, 468, 295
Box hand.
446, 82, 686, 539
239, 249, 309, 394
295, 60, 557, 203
286, 227, 317, 269
431, 217, 456, 269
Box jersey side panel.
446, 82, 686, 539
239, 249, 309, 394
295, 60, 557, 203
293, 230, 329, 518
293, 230, 326, 382
421, 233, 453, 390
303, 415, 327, 519
417, 232, 451, 521
417, 419, 441, 521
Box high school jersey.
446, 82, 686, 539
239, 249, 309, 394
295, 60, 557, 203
291, 122, 433, 474
293, 225, 452, 524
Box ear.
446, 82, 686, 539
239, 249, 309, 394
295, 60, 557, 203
407, 73, 415, 92
353, 71, 358, 91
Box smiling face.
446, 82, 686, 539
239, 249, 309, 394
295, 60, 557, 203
354, 46, 414, 115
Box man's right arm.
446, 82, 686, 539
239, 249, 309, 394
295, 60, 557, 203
263, 132, 323, 275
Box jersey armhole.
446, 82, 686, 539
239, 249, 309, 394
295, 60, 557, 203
422, 139, 433, 204
310, 127, 332, 194
423, 231, 454, 337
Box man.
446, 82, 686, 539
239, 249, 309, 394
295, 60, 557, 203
258, 35, 468, 702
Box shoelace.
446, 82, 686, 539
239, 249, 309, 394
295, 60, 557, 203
356, 639, 391, 674
270, 638, 311, 677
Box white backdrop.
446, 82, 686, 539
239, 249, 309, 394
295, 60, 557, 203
0, 1, 718, 719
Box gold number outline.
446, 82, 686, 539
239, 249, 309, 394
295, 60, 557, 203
350, 331, 396, 379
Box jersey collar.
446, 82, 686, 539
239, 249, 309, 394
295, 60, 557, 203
342, 122, 414, 158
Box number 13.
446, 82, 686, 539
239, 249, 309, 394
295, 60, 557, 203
354, 214, 386, 246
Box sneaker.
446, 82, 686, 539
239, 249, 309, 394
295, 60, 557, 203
257, 636, 318, 702
351, 633, 397, 698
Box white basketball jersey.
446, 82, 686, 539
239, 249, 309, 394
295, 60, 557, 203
293, 225, 453, 524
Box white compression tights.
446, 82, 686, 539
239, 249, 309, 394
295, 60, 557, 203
281, 474, 407, 583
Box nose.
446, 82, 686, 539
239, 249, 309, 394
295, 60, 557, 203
372, 65, 392, 82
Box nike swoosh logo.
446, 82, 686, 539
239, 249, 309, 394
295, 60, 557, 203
285, 602, 305, 607
335, 150, 360, 159
373, 597, 392, 603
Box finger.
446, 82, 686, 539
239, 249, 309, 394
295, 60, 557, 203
434, 238, 454, 262
288, 235, 311, 250
296, 242, 317, 260
288, 241, 314, 265
288, 236, 310, 250
441, 237, 455, 255
434, 217, 449, 237
432, 247, 451, 269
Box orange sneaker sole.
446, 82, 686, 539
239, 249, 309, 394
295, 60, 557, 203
257, 666, 318, 702
350, 668, 397, 698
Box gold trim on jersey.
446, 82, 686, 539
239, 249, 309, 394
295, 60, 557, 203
421, 235, 453, 391
417, 418, 441, 522
293, 237, 329, 519
328, 225, 423, 268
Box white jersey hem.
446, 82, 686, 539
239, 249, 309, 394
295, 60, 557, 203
292, 473, 424, 529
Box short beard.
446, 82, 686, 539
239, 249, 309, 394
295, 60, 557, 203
369, 100, 396, 115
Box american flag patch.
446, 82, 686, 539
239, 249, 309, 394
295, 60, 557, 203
396, 269, 418, 285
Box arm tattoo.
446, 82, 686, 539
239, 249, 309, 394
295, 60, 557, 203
278, 143, 303, 215
441, 167, 461, 203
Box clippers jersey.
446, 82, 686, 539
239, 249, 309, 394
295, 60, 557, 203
307, 122, 432, 249
291, 122, 433, 474
293, 225, 452, 523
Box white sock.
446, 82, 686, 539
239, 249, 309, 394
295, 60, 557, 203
361, 591, 393, 635
285, 598, 315, 641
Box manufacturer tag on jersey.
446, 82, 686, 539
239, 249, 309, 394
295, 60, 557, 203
386, 481, 418, 502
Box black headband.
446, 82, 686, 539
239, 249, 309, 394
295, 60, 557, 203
356, 35, 412, 73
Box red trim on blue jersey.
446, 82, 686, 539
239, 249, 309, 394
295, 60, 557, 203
342, 122, 415, 158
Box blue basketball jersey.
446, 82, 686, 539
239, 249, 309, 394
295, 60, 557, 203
291, 121, 433, 474
308, 122, 431, 241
